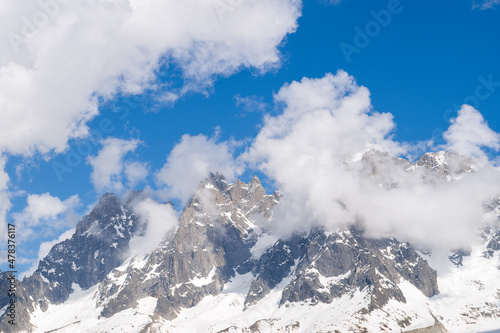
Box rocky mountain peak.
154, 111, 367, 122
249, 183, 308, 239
93, 174, 279, 321
0, 192, 143, 332
204, 171, 229, 192
416, 151, 475, 178
75, 192, 123, 237
99, 191, 120, 203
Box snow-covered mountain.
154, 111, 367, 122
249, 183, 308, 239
1, 151, 500, 333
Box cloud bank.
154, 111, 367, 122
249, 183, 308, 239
239, 70, 500, 250
79, 70, 499, 252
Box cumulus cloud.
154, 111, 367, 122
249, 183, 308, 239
129, 198, 178, 256
0, 157, 12, 236
243, 70, 404, 232
157, 134, 243, 203
352, 158, 500, 249
125, 161, 149, 188
243, 70, 500, 250
443, 104, 500, 160
12, 193, 80, 239
0, 0, 301, 157
88, 138, 146, 193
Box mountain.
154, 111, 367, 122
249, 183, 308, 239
0, 192, 141, 332
1, 152, 499, 332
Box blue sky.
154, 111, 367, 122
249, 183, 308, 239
1, 0, 499, 274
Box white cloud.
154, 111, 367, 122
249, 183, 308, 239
0, 251, 35, 270
244, 70, 404, 173
12, 193, 80, 239
157, 134, 243, 203
125, 161, 149, 188
473, 0, 500, 9
243, 70, 404, 234
0, 0, 301, 157
129, 198, 178, 256
24, 194, 67, 222
0, 157, 12, 236
353, 160, 500, 249
0, 0, 300, 261
243, 71, 500, 250
88, 138, 141, 193
443, 104, 500, 160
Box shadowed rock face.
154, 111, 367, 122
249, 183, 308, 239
0, 193, 140, 333
244, 227, 438, 310
37, 193, 139, 297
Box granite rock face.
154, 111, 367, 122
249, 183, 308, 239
97, 173, 279, 319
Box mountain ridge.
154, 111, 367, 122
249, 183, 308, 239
1, 151, 499, 332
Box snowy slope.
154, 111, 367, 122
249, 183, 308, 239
423, 246, 500, 333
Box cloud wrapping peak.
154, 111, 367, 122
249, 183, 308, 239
243, 71, 500, 249
129, 198, 178, 256
0, 0, 301, 156
243, 71, 403, 232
